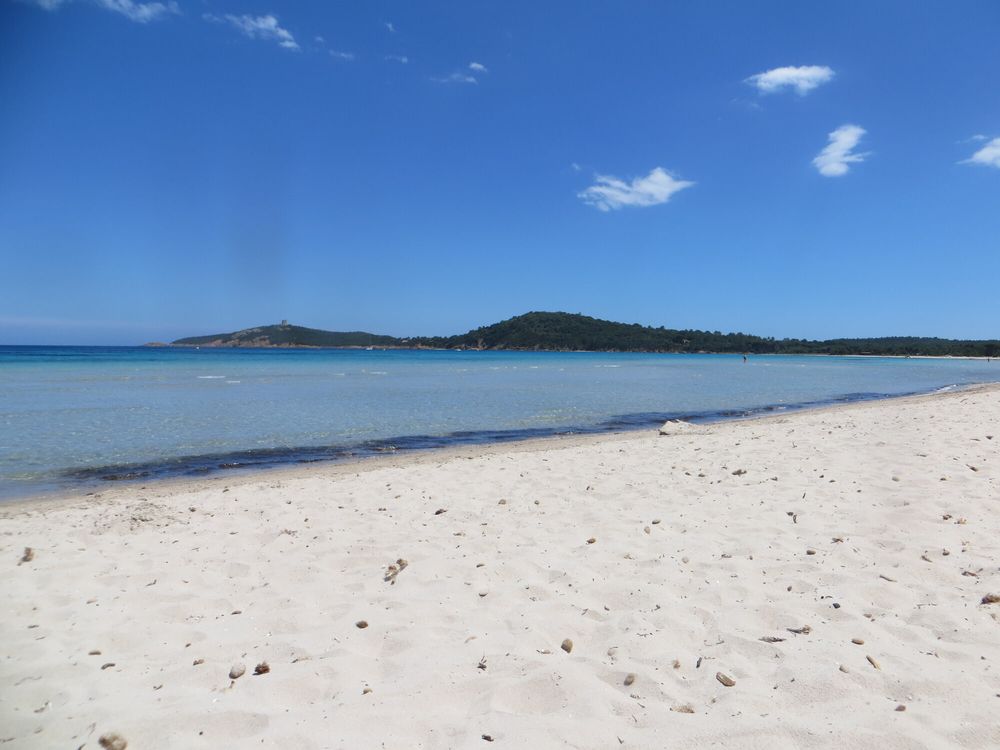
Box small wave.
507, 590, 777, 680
226, 380, 241, 384
197, 375, 226, 379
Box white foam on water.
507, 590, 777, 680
197, 375, 226, 379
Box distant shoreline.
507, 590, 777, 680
162, 312, 1000, 358
145, 343, 998, 360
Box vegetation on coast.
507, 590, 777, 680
172, 324, 399, 349
169, 312, 1000, 357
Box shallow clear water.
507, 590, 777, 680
1, 346, 997, 498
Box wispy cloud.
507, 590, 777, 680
578, 167, 694, 212
813, 124, 868, 177
204, 13, 299, 50
385, 54, 408, 64
24, 0, 179, 22
23, 0, 69, 9
329, 50, 355, 61
384, 21, 395, 33
747, 65, 834, 95
469, 62, 487, 73
97, 0, 177, 22
433, 71, 477, 84
961, 137, 1000, 168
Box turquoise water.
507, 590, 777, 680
0, 346, 997, 499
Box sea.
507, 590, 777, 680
1, 346, 997, 500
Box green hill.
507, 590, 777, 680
168, 312, 1000, 357
414, 312, 1000, 356
172, 323, 399, 348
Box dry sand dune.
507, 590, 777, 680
2, 385, 999, 749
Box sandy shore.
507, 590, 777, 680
2, 386, 999, 749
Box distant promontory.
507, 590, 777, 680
162, 312, 1000, 357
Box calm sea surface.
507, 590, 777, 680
1, 346, 997, 499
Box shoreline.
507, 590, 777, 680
2, 376, 998, 748
10, 342, 998, 359
0, 379, 992, 508
4, 380, 998, 515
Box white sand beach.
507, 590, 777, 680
2, 385, 998, 749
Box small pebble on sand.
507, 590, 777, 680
624, 673, 636, 686
253, 662, 270, 675
561, 638, 573, 653
19, 547, 34, 565
981, 594, 1000, 605
716, 672, 735, 687
867, 655, 881, 670
229, 663, 246, 679
895, 704, 907, 712
586, 537, 596, 544
356, 620, 369, 629
98, 733, 128, 750
852, 638, 865, 645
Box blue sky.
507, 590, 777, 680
1, 0, 998, 344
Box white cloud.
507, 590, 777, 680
433, 71, 477, 84
469, 62, 487, 73
385, 54, 408, 64
962, 137, 1000, 168
384, 21, 395, 33
329, 50, 355, 61
578, 167, 694, 212
97, 0, 177, 22
205, 13, 299, 50
314, 35, 325, 43
812, 124, 868, 177
747, 65, 834, 95
24, 0, 178, 21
